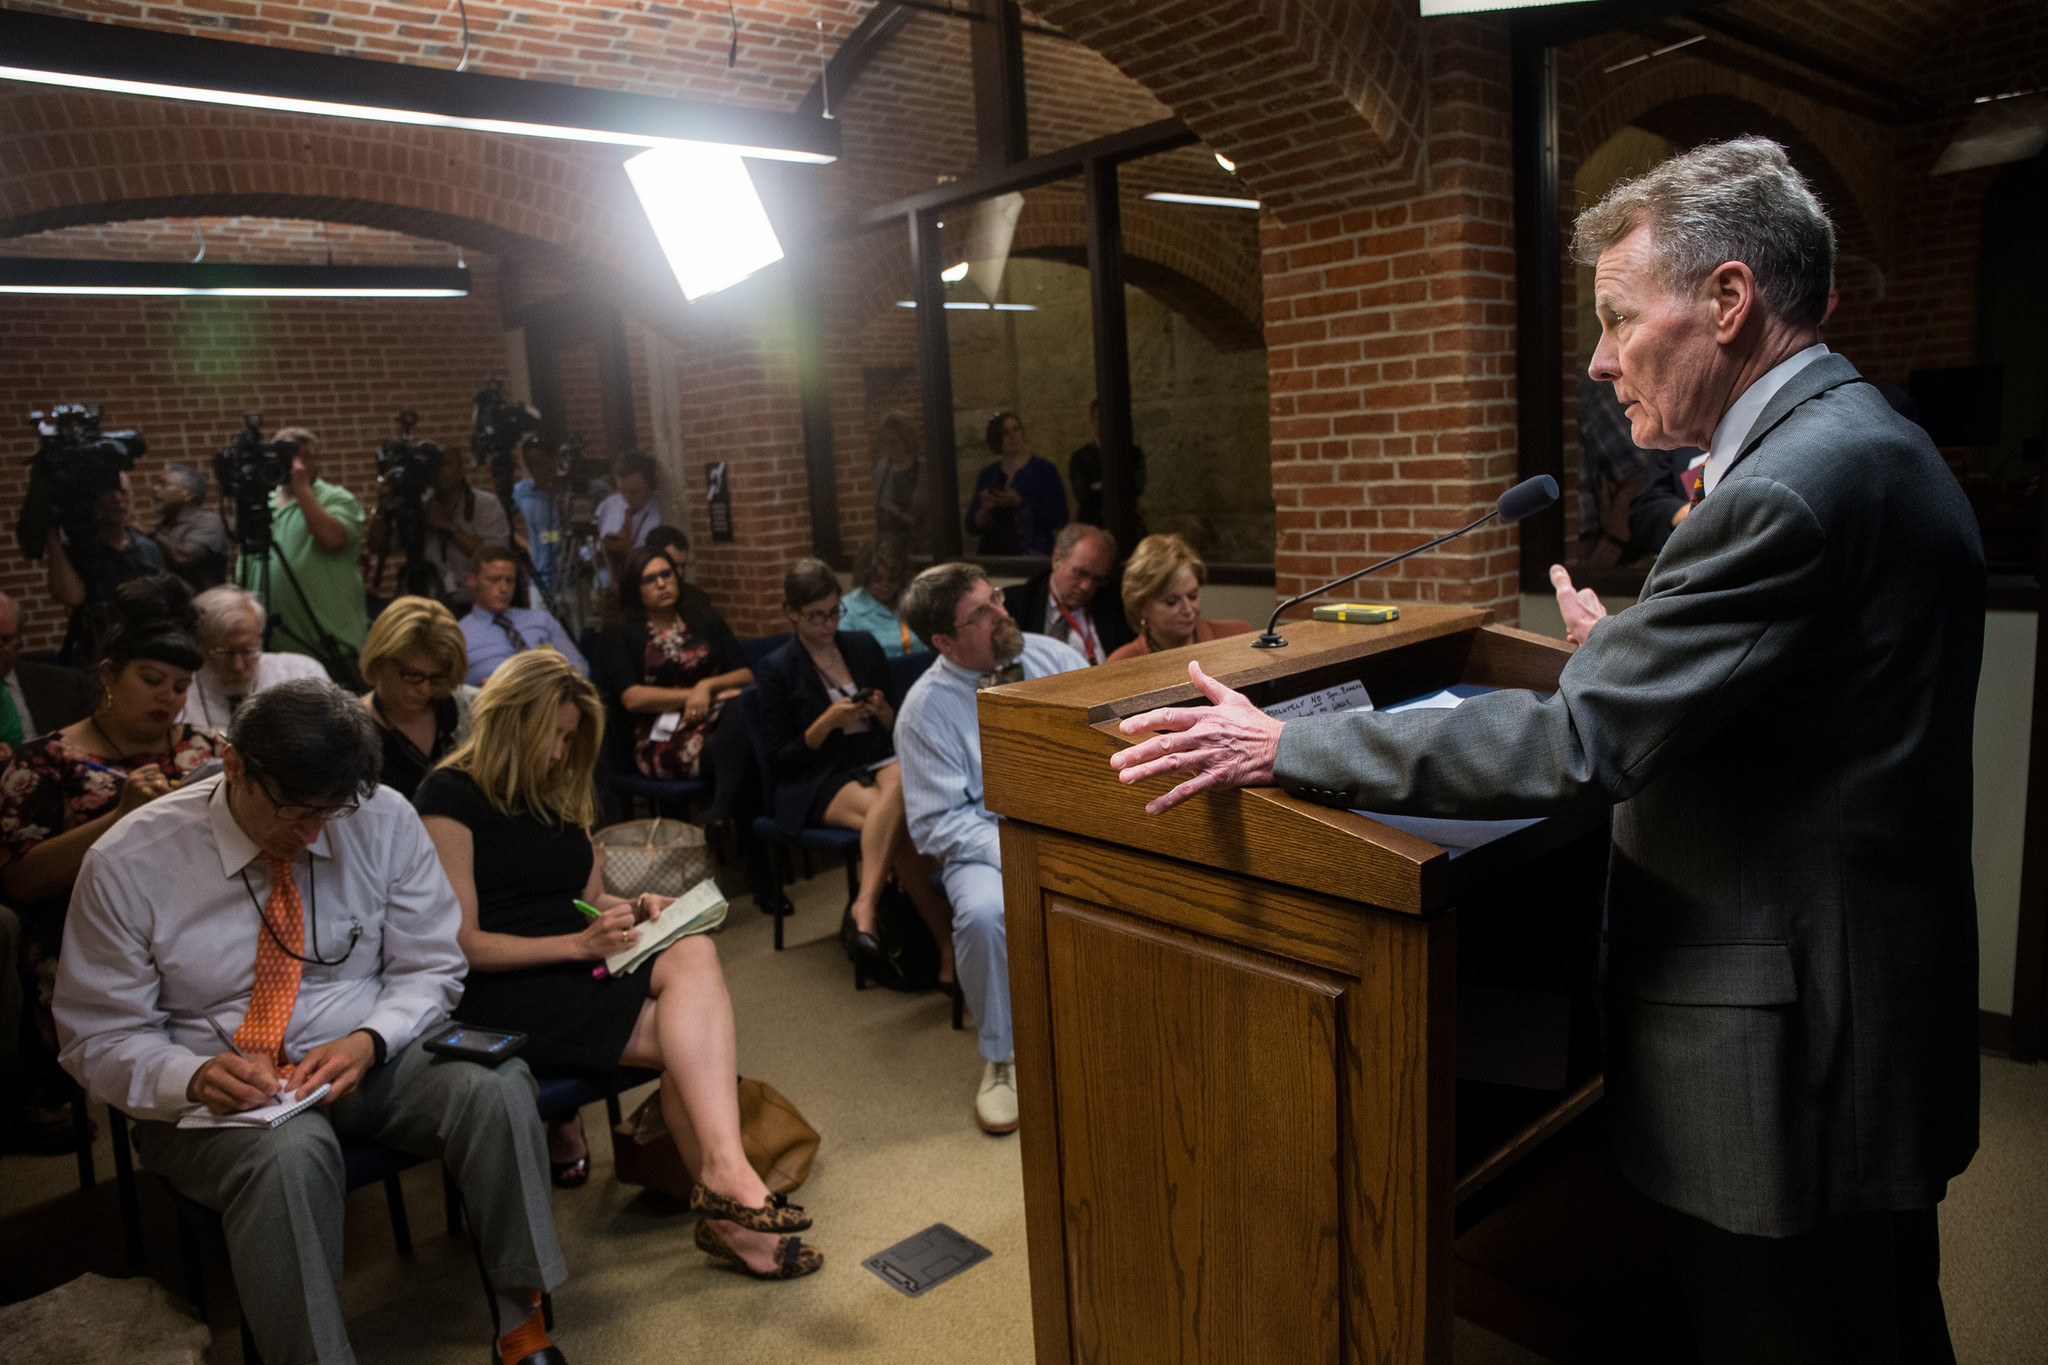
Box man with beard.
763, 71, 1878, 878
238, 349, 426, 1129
894, 563, 1086, 1134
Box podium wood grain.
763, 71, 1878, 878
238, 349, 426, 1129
988, 610, 1576, 1365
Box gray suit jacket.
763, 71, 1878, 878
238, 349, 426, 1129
1276, 354, 1984, 1236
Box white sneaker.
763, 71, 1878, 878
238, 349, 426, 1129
975, 1058, 1019, 1135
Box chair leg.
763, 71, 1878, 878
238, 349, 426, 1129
174, 1198, 209, 1319
953, 987, 965, 1032
240, 1313, 264, 1364
542, 1290, 555, 1332
605, 1092, 623, 1128
801, 847, 814, 880
382, 1172, 414, 1256
72, 1093, 96, 1191
109, 1109, 144, 1274
443, 1166, 463, 1236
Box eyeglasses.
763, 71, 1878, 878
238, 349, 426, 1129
640, 567, 678, 587
247, 768, 360, 823
798, 604, 842, 626
951, 586, 1006, 633
393, 666, 447, 688
206, 645, 262, 663
1062, 565, 1108, 587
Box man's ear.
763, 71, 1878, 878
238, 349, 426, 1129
221, 746, 243, 782
1708, 260, 1760, 343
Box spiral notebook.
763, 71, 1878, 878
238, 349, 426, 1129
177, 1082, 331, 1129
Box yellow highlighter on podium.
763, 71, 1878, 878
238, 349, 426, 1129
1310, 603, 1400, 624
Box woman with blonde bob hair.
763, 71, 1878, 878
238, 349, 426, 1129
1105, 533, 1254, 661
416, 651, 823, 1281
358, 595, 473, 800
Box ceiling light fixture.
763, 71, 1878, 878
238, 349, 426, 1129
1214, 152, 1236, 173
1144, 192, 1260, 210
941, 262, 971, 282
895, 301, 1037, 311
0, 9, 838, 163
625, 145, 785, 301
1419, 0, 1600, 14
0, 258, 470, 298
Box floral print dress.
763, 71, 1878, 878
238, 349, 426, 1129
0, 724, 225, 1059
633, 621, 724, 780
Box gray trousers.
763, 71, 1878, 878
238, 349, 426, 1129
942, 860, 1010, 1063
134, 1037, 565, 1365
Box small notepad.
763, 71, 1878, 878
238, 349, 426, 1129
178, 1082, 331, 1129
605, 879, 728, 977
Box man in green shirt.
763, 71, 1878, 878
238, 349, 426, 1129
236, 426, 367, 670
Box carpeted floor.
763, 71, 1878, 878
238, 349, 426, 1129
2, 862, 2044, 1362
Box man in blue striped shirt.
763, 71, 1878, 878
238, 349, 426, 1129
896, 563, 1087, 1135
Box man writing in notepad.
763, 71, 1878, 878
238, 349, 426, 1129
53, 680, 574, 1365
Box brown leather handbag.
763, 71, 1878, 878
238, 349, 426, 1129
612, 1077, 819, 1196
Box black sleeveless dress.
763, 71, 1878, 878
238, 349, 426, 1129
414, 768, 654, 1078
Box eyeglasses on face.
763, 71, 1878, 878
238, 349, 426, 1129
394, 666, 445, 687
248, 768, 360, 823
206, 645, 262, 663
640, 566, 678, 587
798, 604, 842, 625
951, 586, 1006, 633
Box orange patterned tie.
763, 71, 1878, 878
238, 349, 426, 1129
235, 853, 305, 1077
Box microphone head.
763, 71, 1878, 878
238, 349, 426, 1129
1496, 474, 1559, 524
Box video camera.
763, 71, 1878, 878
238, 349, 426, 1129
213, 411, 298, 555
377, 409, 443, 501
16, 404, 147, 558
469, 378, 540, 510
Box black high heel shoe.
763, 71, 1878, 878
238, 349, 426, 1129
839, 902, 881, 991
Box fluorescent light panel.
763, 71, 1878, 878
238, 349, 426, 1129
895, 301, 1037, 311
0, 10, 839, 163
1420, 0, 1599, 13
1144, 192, 1260, 210
0, 258, 471, 298
625, 145, 785, 302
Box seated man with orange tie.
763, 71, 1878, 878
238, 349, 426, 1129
458, 545, 589, 687
53, 679, 572, 1365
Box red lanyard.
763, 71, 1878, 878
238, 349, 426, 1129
1053, 595, 1100, 665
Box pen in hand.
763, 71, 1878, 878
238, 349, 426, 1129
205, 1012, 247, 1059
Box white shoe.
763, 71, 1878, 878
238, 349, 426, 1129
975, 1058, 1019, 1135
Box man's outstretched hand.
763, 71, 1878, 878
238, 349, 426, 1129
1110, 661, 1284, 814
1548, 563, 1608, 647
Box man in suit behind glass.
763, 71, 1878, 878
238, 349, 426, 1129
1109, 138, 1982, 1364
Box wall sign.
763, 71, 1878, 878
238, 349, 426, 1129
705, 461, 733, 542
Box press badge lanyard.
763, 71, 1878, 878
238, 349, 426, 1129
1053, 596, 1100, 665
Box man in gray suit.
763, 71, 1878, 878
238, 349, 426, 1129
1111, 138, 1981, 1364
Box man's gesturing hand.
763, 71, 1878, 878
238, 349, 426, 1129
1548, 563, 1608, 647
1110, 661, 1283, 815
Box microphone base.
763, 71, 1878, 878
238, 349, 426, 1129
1250, 631, 1288, 650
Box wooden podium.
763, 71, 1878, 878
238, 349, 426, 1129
981, 606, 1626, 1365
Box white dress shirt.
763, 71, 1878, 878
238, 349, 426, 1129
896, 633, 1088, 871
1701, 343, 1830, 497
593, 493, 663, 590
54, 775, 465, 1121
1041, 594, 1103, 666
179, 652, 331, 729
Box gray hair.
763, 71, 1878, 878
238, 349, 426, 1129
1570, 136, 1835, 329
163, 463, 207, 500
1053, 522, 1116, 561
899, 561, 989, 644
227, 678, 383, 804
192, 584, 265, 640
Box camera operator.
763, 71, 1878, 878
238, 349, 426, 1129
234, 426, 369, 659
509, 437, 564, 598
369, 442, 510, 614
149, 464, 229, 592
45, 473, 167, 667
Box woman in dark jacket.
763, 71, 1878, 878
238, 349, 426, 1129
591, 547, 753, 780
754, 559, 953, 983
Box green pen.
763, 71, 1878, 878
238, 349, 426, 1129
573, 899, 602, 920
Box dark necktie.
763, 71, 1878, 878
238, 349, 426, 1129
227, 694, 245, 718
493, 612, 530, 651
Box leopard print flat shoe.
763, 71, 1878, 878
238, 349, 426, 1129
688, 1183, 812, 1232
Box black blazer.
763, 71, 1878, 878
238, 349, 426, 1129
15, 659, 93, 738
1275, 355, 1985, 1237
752, 632, 895, 836
1008, 567, 1135, 662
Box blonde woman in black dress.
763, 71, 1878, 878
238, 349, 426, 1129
416, 650, 822, 1280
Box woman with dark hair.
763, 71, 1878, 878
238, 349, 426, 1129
0, 573, 222, 1148
418, 650, 822, 1278
592, 546, 753, 780
755, 559, 954, 983
966, 410, 1068, 556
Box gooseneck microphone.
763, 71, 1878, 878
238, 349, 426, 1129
1250, 474, 1559, 649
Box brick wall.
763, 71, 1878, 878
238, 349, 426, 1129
0, 255, 509, 653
